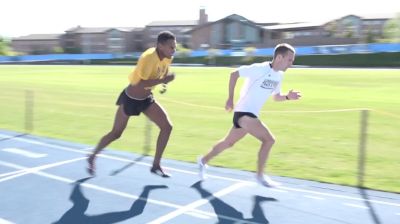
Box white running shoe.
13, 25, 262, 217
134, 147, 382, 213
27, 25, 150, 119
256, 175, 281, 188
197, 156, 208, 180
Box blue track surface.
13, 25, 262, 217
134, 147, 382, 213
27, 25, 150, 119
0, 129, 399, 224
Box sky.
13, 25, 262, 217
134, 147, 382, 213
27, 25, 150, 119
1, 0, 399, 37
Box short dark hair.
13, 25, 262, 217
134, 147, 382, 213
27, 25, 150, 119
273, 43, 295, 59
157, 31, 175, 44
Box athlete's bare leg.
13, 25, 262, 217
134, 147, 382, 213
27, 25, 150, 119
237, 116, 275, 178
143, 101, 172, 177
201, 127, 247, 164
87, 105, 129, 175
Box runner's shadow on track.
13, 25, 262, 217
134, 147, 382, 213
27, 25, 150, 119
52, 177, 167, 224
191, 181, 276, 224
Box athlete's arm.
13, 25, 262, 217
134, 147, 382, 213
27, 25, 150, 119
225, 71, 240, 111
134, 73, 175, 88
273, 89, 301, 101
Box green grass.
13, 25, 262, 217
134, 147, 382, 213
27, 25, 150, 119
1, 65, 399, 192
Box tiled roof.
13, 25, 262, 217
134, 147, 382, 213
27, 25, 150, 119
358, 12, 396, 20
12, 34, 62, 40
65, 26, 138, 33
185, 14, 261, 33
264, 22, 326, 30
147, 20, 198, 26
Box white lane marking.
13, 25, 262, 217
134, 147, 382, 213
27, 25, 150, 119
270, 188, 289, 193
0, 134, 90, 155
147, 182, 254, 224
0, 170, 25, 178
1, 133, 400, 208
100, 153, 253, 183
0, 157, 85, 183
183, 211, 211, 219
0, 160, 225, 220
0, 218, 15, 224
280, 185, 400, 208
343, 203, 369, 209
304, 195, 325, 200
0, 134, 251, 184
2, 148, 47, 158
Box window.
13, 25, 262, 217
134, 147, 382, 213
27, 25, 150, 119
109, 30, 122, 39
284, 32, 294, 39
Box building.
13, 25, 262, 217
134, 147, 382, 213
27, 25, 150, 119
10, 10, 394, 55
185, 14, 276, 49
143, 8, 208, 48
263, 21, 360, 47
185, 13, 393, 49
11, 8, 208, 54
11, 34, 62, 54
331, 14, 391, 42
61, 26, 140, 54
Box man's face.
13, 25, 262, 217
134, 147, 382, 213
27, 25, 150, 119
158, 39, 176, 59
279, 51, 295, 71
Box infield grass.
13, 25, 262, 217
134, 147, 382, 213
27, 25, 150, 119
0, 65, 399, 192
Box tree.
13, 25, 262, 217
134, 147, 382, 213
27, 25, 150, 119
324, 21, 338, 37
207, 48, 219, 65
242, 47, 256, 63
53, 46, 64, 54
0, 36, 10, 55
381, 13, 400, 43
175, 43, 192, 58
365, 29, 377, 43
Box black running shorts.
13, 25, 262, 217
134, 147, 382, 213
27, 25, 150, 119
116, 90, 154, 116
233, 112, 257, 128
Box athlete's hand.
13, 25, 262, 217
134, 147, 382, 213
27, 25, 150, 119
225, 98, 234, 112
287, 89, 301, 100
163, 73, 175, 84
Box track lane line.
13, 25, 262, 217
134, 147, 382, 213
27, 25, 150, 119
0, 157, 86, 183
147, 182, 259, 224
0, 160, 250, 221
1, 133, 399, 208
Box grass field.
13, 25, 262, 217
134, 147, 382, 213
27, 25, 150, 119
0, 65, 399, 193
